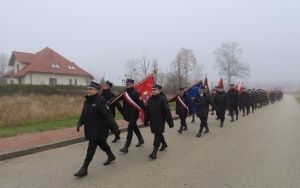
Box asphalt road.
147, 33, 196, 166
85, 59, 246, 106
0, 95, 299, 188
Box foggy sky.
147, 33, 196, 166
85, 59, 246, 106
1, 0, 300, 88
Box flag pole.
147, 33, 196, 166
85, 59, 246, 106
167, 78, 204, 102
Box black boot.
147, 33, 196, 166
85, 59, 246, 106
74, 160, 90, 177
159, 143, 168, 151
112, 134, 121, 143
236, 115, 238, 120
220, 121, 224, 127
136, 138, 145, 147
182, 125, 188, 131
119, 140, 130, 153
178, 125, 183, 134
196, 127, 203, 137
204, 125, 209, 133
148, 147, 158, 159
103, 153, 116, 165
191, 116, 195, 123
230, 116, 234, 122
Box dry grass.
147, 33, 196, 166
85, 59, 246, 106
0, 94, 83, 128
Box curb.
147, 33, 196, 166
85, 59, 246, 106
0, 116, 180, 161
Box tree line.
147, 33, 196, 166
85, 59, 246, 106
1, 42, 251, 92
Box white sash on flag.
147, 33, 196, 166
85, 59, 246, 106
124, 92, 144, 121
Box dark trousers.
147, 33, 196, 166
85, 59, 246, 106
153, 133, 166, 148
126, 119, 143, 144
109, 123, 120, 137
240, 105, 246, 115
246, 104, 250, 114
216, 109, 225, 123
251, 103, 255, 112
179, 114, 187, 127
85, 139, 112, 162
200, 117, 208, 128
229, 105, 239, 117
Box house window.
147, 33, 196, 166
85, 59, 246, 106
51, 64, 60, 68
74, 79, 77, 85
68, 66, 75, 70
17, 64, 19, 72
69, 79, 72, 85
49, 78, 57, 85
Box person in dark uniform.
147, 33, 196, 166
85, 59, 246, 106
193, 86, 218, 137
251, 89, 257, 111
269, 90, 275, 104
117, 79, 146, 153
100, 80, 122, 143
74, 81, 118, 177
144, 84, 174, 159
256, 89, 263, 109
239, 87, 250, 116
210, 88, 216, 115
214, 86, 228, 127
247, 89, 252, 114
168, 87, 190, 134
227, 84, 239, 122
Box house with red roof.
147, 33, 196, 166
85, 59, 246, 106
3, 47, 93, 85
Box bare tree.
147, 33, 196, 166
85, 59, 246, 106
126, 56, 159, 82
214, 42, 250, 85
137, 54, 152, 78
125, 60, 139, 81
0, 53, 11, 84
0, 53, 9, 76
156, 72, 167, 86
191, 64, 204, 82
170, 47, 197, 88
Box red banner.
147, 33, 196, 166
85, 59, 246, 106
218, 77, 224, 87
135, 74, 154, 105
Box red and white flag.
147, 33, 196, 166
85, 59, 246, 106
238, 82, 244, 94
218, 77, 224, 88
234, 82, 239, 91
135, 74, 155, 104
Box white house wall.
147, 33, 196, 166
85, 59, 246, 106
24, 73, 90, 85
14, 60, 27, 73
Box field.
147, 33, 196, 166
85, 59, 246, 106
0, 95, 84, 137
0, 94, 176, 138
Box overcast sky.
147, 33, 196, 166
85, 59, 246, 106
1, 0, 300, 87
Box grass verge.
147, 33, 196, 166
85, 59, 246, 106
0, 117, 78, 138
0, 102, 176, 138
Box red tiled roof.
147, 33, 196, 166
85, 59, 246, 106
9, 47, 93, 79
8, 52, 36, 65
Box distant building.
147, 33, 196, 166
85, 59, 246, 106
3, 47, 93, 85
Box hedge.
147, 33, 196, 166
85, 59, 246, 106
0, 84, 124, 96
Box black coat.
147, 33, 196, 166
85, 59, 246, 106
169, 93, 190, 116
214, 91, 228, 110
227, 89, 239, 105
100, 89, 122, 118
193, 93, 216, 118
239, 91, 250, 105
250, 92, 256, 104
144, 95, 174, 133
117, 87, 146, 122
77, 94, 118, 140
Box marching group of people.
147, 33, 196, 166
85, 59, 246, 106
74, 79, 283, 177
